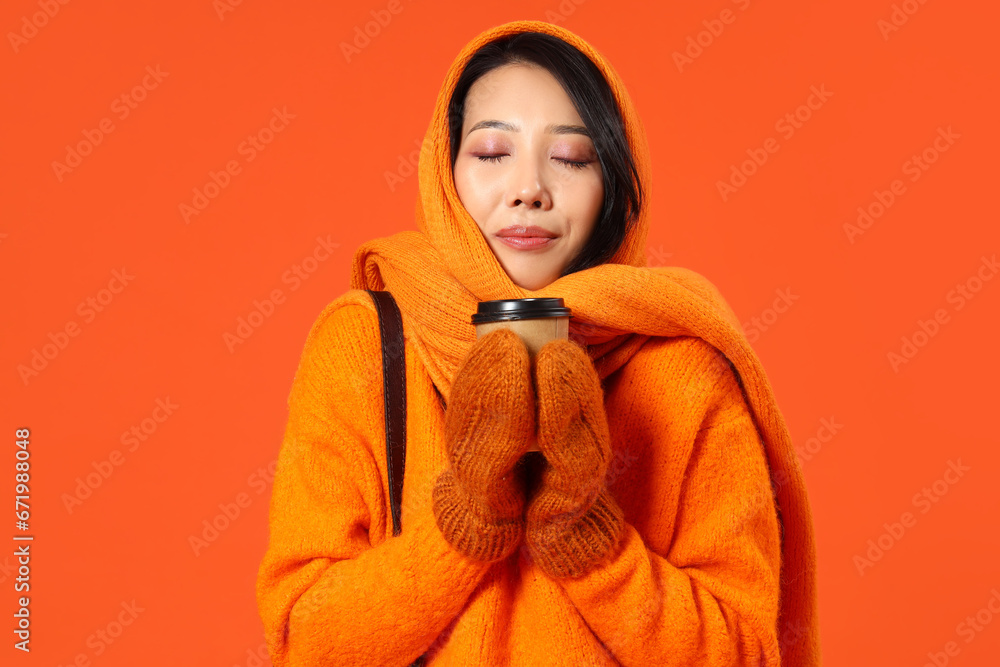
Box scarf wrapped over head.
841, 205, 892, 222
350, 19, 820, 664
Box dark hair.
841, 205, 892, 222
448, 32, 644, 275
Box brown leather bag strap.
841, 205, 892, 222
366, 290, 407, 538
367, 291, 428, 666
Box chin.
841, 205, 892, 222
509, 271, 558, 292
489, 246, 561, 290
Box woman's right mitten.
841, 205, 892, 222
432, 327, 536, 563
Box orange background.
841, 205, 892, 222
3, 0, 999, 664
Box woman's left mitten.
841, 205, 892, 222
526, 338, 625, 579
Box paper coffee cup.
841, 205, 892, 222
472, 298, 572, 452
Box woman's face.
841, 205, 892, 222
453, 63, 604, 291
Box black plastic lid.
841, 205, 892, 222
471, 298, 572, 325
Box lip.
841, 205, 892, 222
496, 224, 557, 239
497, 236, 555, 249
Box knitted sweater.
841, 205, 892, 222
256, 292, 784, 665
257, 18, 819, 666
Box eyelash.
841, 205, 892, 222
476, 155, 591, 170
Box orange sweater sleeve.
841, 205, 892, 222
255, 302, 492, 667
557, 341, 783, 665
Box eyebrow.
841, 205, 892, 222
465, 119, 592, 139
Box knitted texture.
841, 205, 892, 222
347, 20, 820, 662
526, 338, 626, 579
432, 328, 535, 562
256, 302, 789, 665
260, 17, 820, 667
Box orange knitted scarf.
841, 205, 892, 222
348, 19, 820, 665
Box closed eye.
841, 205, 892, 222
476, 155, 592, 170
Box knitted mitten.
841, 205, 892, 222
525, 338, 625, 579
432, 327, 536, 562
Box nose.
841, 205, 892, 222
507, 156, 552, 210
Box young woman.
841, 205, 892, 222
256, 20, 820, 666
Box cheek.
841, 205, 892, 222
453, 161, 495, 230
568, 174, 604, 228
452, 164, 477, 210
455, 161, 501, 205
452, 162, 469, 200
